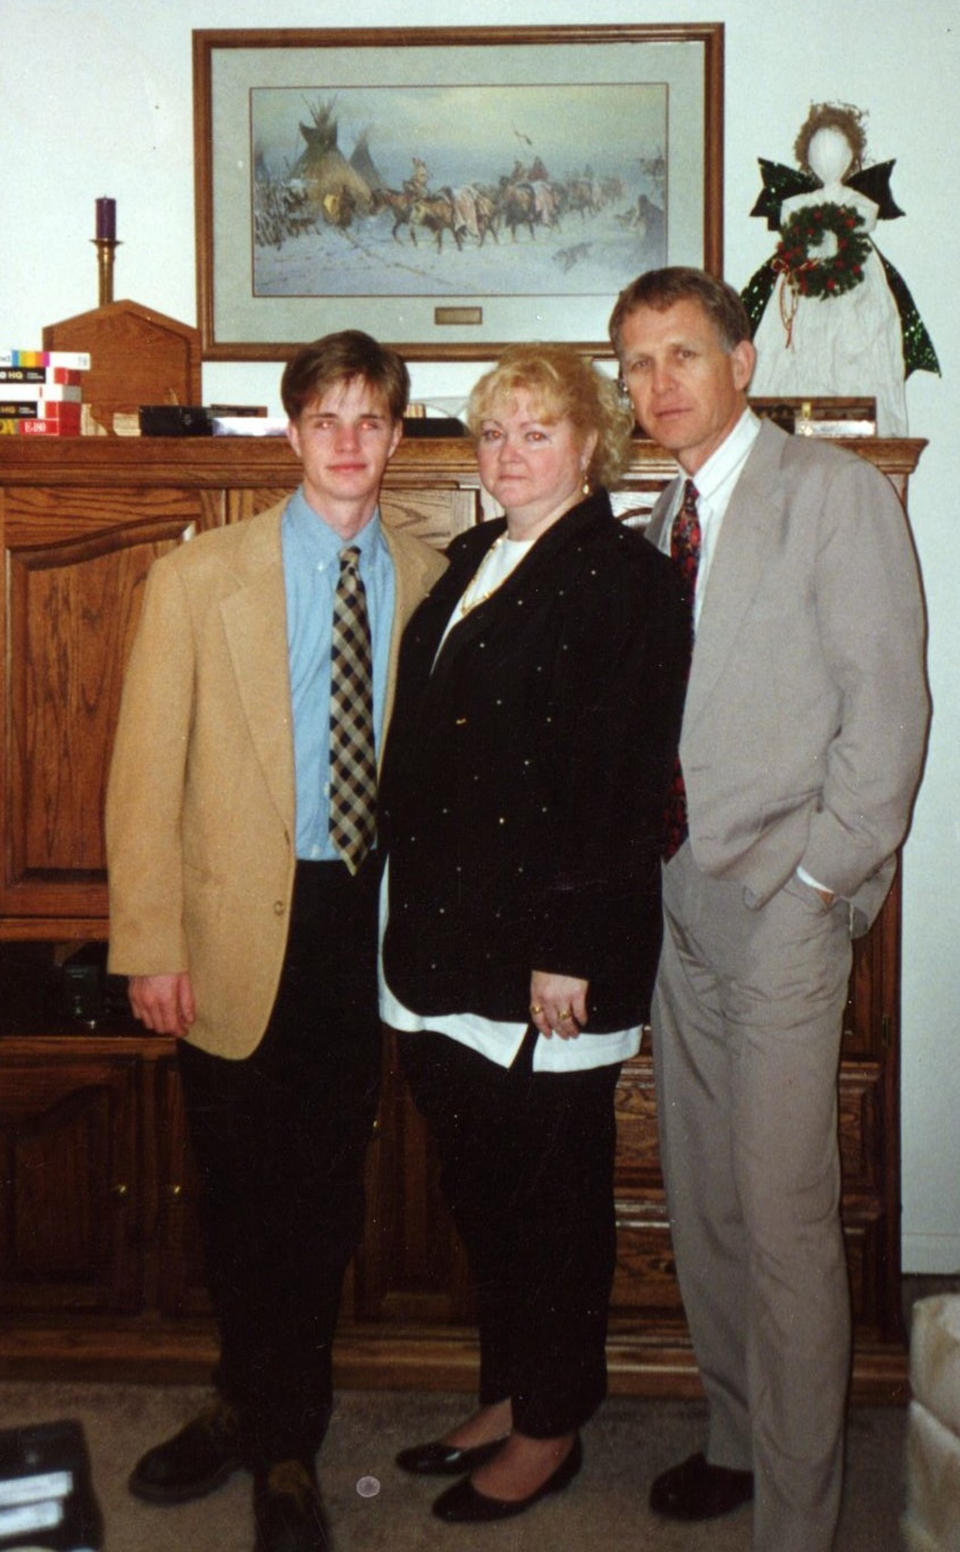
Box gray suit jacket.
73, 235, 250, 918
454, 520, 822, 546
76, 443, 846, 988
646, 419, 929, 933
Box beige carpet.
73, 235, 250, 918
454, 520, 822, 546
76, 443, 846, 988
0, 1382, 905, 1550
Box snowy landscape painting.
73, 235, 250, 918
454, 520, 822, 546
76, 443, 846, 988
250, 86, 668, 302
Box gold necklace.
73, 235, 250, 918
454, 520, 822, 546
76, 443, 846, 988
458, 535, 506, 616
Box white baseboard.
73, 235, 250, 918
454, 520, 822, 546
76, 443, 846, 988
903, 1233, 960, 1275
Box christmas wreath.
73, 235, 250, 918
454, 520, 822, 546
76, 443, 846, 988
773, 201, 871, 300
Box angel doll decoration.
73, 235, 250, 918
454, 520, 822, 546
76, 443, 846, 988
742, 102, 938, 434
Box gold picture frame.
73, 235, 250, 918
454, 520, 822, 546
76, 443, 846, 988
193, 23, 724, 361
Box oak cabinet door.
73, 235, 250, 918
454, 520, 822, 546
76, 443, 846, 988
0, 1044, 141, 1313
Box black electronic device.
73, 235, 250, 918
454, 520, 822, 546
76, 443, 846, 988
138, 404, 212, 435
0, 1420, 103, 1551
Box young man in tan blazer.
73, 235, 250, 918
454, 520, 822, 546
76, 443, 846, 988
610, 268, 929, 1552
106, 331, 446, 1552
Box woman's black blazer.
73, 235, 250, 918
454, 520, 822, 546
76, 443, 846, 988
380, 490, 689, 1031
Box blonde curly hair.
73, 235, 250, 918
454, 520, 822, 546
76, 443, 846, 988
466, 343, 635, 490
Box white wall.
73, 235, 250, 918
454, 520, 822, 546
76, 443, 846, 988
3, 0, 957, 1271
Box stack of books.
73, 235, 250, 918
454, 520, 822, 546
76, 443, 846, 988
0, 350, 91, 436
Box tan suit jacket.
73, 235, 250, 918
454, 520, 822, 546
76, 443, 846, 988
646, 419, 929, 932
106, 497, 446, 1058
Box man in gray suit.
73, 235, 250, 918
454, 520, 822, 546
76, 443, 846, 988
609, 267, 929, 1552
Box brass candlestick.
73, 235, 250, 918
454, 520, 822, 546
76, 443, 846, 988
92, 237, 121, 306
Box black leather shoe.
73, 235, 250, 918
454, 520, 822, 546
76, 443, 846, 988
253, 1460, 331, 1552
432, 1435, 582, 1522
649, 1451, 754, 1521
127, 1399, 243, 1504
395, 1436, 508, 1476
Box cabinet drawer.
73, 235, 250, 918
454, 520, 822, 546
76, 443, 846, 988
613, 1057, 663, 1194
838, 1066, 885, 1193
611, 1201, 685, 1324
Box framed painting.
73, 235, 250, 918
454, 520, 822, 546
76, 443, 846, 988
193, 24, 724, 361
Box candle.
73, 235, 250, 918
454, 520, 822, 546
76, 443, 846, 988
95, 197, 116, 242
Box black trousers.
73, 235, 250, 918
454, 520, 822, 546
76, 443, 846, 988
400, 1028, 621, 1438
178, 857, 382, 1468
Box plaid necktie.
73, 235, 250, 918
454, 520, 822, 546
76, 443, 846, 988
663, 480, 701, 861
329, 546, 377, 874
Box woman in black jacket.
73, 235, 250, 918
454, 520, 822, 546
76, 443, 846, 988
380, 343, 689, 1524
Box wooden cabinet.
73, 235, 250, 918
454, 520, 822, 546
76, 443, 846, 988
0, 1039, 140, 1315
0, 433, 923, 1398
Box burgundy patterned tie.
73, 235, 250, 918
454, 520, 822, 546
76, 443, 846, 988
329, 546, 377, 874
663, 480, 701, 861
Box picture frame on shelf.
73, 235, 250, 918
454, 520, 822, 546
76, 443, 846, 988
193, 24, 724, 361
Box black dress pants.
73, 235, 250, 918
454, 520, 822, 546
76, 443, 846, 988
400, 1027, 621, 1438
178, 858, 381, 1468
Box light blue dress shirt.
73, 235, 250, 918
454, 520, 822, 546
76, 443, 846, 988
282, 485, 395, 860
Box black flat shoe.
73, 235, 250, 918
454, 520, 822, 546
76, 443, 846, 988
649, 1450, 754, 1521
395, 1436, 508, 1476
431, 1435, 582, 1522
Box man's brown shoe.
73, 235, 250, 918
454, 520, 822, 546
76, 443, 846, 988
253, 1460, 331, 1552
128, 1399, 243, 1504
649, 1451, 754, 1521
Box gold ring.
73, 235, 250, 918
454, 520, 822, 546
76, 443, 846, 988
530, 1003, 544, 1016
557, 1007, 572, 1020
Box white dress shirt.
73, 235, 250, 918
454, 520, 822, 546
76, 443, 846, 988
656, 407, 760, 632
